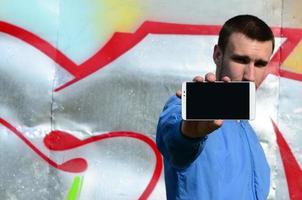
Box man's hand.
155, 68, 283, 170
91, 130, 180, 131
176, 73, 231, 138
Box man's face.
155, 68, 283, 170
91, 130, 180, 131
214, 32, 273, 88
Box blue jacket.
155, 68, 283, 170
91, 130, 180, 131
156, 95, 270, 200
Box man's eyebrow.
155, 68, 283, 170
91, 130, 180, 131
231, 54, 269, 66
231, 54, 249, 58
231, 54, 250, 62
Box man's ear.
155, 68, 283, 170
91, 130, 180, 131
213, 45, 223, 66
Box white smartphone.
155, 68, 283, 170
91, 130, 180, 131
182, 81, 255, 120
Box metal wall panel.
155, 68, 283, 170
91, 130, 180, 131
0, 0, 301, 199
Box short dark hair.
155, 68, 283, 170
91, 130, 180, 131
218, 15, 275, 53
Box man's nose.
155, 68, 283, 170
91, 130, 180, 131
243, 63, 255, 82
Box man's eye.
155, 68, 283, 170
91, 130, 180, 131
255, 61, 268, 68
233, 57, 249, 64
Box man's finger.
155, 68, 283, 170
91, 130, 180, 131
193, 76, 204, 82
221, 76, 231, 82
205, 73, 216, 82
205, 120, 223, 134
176, 90, 182, 98
213, 119, 224, 127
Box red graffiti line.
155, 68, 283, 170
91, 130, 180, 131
44, 130, 163, 200
1, 21, 301, 92
0, 118, 163, 200
0, 21, 219, 91
0, 21, 77, 76
0, 118, 87, 173
272, 120, 302, 200
266, 28, 302, 82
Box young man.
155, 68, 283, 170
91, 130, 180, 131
156, 15, 274, 200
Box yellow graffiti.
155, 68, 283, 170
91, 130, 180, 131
282, 40, 302, 74
90, 0, 143, 43
103, 0, 142, 32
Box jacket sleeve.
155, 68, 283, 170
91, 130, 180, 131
156, 95, 207, 169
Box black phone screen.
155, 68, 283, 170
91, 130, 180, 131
185, 82, 251, 119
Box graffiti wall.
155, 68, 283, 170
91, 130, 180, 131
0, 0, 301, 199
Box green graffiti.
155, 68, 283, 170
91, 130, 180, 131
67, 176, 84, 200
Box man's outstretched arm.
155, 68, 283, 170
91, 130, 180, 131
156, 95, 207, 169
